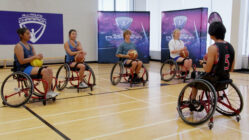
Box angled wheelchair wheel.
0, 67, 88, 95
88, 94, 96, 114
140, 65, 149, 85
160, 59, 177, 81
84, 63, 96, 88
216, 82, 243, 116
110, 62, 123, 85
1, 72, 34, 107
177, 79, 217, 125
56, 64, 70, 91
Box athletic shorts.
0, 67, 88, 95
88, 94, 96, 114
173, 56, 181, 61
23, 66, 34, 75
123, 59, 139, 67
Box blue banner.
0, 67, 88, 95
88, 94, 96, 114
98, 11, 150, 63
161, 8, 208, 66
0, 11, 63, 45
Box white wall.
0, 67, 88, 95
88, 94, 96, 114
0, 0, 98, 63
230, 0, 249, 69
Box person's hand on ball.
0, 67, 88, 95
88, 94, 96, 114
38, 54, 43, 59
34, 54, 43, 60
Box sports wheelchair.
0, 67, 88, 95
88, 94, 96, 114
56, 56, 96, 92
177, 76, 243, 129
1, 65, 57, 107
110, 59, 148, 87
160, 58, 196, 82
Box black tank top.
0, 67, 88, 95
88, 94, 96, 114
211, 42, 234, 80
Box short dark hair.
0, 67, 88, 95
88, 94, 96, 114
69, 29, 77, 36
123, 30, 131, 39
208, 22, 226, 40
17, 28, 29, 39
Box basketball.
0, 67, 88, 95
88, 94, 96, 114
30, 59, 43, 67
128, 49, 138, 60
75, 52, 85, 62
180, 50, 189, 58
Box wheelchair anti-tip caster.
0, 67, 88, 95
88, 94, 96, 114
208, 122, 214, 130
236, 115, 241, 122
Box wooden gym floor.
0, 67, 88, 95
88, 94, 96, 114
0, 61, 249, 140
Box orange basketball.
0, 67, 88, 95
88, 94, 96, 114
75, 52, 85, 62
180, 50, 189, 58
128, 49, 138, 60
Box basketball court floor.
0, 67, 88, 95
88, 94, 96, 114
0, 61, 248, 140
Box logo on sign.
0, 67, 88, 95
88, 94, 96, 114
18, 14, 47, 43
115, 17, 133, 31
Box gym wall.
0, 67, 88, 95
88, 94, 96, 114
0, 0, 98, 64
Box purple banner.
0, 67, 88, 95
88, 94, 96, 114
98, 11, 150, 63
0, 11, 63, 45
161, 8, 208, 65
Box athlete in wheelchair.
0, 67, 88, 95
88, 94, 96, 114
160, 29, 194, 82
56, 29, 95, 92
177, 22, 243, 129
1, 28, 59, 107
110, 30, 148, 87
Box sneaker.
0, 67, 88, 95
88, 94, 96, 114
79, 82, 88, 88
50, 91, 59, 97
46, 91, 59, 98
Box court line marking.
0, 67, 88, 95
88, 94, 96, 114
153, 126, 206, 140
23, 105, 71, 140
0, 102, 176, 136
84, 118, 179, 140
0, 82, 178, 125
0, 125, 45, 136
117, 93, 148, 103
54, 101, 176, 125
218, 125, 249, 135
0, 101, 137, 125
153, 117, 242, 140
0, 94, 174, 125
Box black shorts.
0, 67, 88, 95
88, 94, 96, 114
193, 72, 228, 91
123, 59, 139, 68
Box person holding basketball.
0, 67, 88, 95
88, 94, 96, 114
191, 22, 235, 101
14, 28, 59, 98
64, 29, 88, 88
168, 29, 192, 73
116, 30, 142, 82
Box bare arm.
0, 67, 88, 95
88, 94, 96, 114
171, 47, 186, 54
64, 42, 81, 56
203, 45, 216, 73
116, 54, 130, 58
14, 44, 38, 65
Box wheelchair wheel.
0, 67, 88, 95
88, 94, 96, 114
160, 59, 177, 81
140, 65, 149, 84
1, 72, 33, 107
110, 62, 123, 85
84, 63, 96, 87
177, 79, 217, 125
216, 82, 243, 116
56, 64, 70, 91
